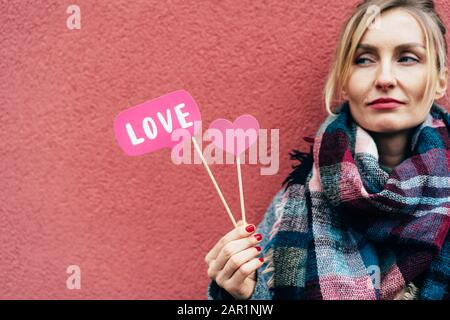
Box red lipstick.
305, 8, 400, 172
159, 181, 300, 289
367, 97, 405, 110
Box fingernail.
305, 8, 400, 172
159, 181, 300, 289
245, 225, 255, 233
259, 257, 264, 263
254, 234, 262, 241
255, 246, 261, 252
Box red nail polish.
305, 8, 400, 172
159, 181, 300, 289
259, 257, 264, 263
255, 246, 261, 252
245, 225, 255, 233
254, 234, 262, 241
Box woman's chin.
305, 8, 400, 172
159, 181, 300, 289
362, 117, 408, 133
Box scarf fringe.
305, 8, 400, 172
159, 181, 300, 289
282, 136, 314, 190
262, 248, 275, 288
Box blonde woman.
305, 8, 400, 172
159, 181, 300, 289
205, 0, 449, 300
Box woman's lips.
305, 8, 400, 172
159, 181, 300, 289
369, 102, 403, 110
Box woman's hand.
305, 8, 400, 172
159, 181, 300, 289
205, 220, 264, 300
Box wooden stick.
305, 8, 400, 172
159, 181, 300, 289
191, 137, 237, 228
236, 156, 246, 225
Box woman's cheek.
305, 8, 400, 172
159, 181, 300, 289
396, 67, 428, 98
347, 70, 374, 100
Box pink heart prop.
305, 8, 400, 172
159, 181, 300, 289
208, 114, 260, 156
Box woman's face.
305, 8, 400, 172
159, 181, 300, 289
342, 8, 447, 133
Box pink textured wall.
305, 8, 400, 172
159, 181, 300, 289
1, 0, 449, 299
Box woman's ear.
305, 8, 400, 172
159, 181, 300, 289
435, 67, 448, 100
341, 89, 349, 101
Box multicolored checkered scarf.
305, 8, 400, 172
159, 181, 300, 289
266, 101, 450, 300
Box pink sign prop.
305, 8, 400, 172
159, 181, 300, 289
114, 90, 201, 156
208, 114, 260, 156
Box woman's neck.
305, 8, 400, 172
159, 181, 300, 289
370, 129, 414, 169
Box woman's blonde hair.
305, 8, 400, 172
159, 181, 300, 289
324, 0, 448, 115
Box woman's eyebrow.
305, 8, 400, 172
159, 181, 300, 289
356, 42, 426, 52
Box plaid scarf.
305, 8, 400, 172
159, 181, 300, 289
265, 101, 450, 300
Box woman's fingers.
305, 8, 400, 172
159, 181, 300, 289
229, 257, 264, 284
205, 222, 256, 264
212, 234, 263, 273
204, 220, 264, 300
219, 257, 264, 299
216, 246, 263, 283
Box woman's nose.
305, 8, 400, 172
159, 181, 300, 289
375, 62, 396, 90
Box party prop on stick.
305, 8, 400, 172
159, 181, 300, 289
114, 90, 237, 227
209, 115, 260, 225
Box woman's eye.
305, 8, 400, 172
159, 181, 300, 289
398, 56, 419, 63
355, 57, 372, 65
355, 55, 419, 65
